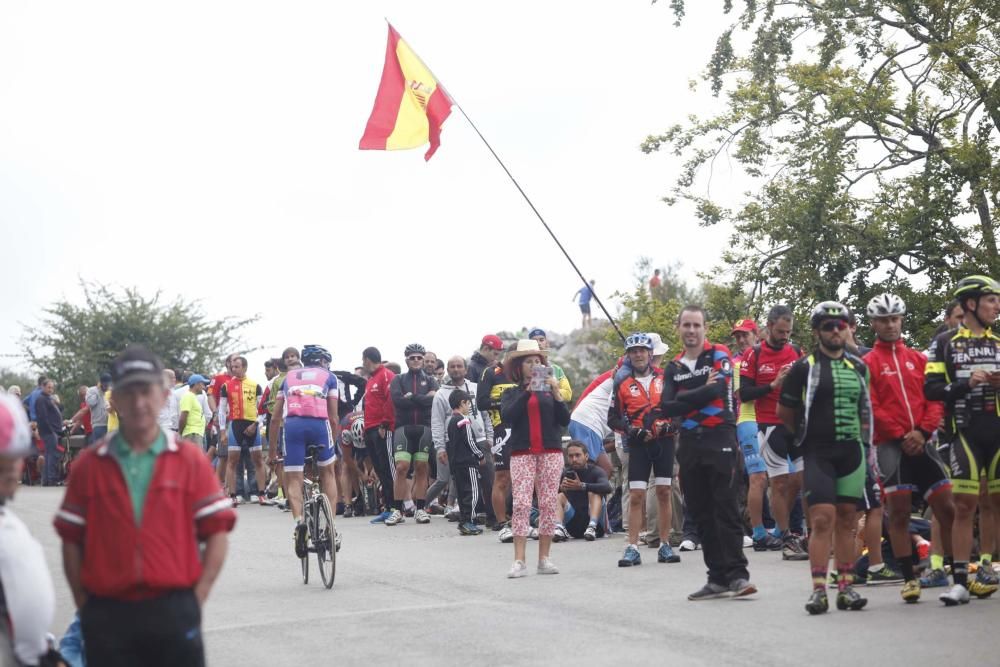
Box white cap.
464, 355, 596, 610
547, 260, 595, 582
647, 333, 669, 356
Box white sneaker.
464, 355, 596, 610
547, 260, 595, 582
414, 509, 431, 524
385, 509, 404, 526
679, 539, 698, 552
939, 584, 970, 606
498, 524, 514, 543
529, 527, 539, 540
537, 558, 559, 575
584, 524, 597, 541
553, 525, 569, 542
508, 560, 528, 578
249, 494, 259, 503
742, 535, 753, 548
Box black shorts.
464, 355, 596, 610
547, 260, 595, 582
875, 440, 951, 500
393, 425, 432, 463
802, 441, 865, 506
856, 463, 882, 512
947, 424, 1000, 496
626, 437, 674, 490
492, 426, 512, 472
759, 423, 803, 477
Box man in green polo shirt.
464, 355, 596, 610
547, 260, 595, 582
179, 374, 210, 449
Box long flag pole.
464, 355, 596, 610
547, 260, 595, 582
385, 20, 627, 344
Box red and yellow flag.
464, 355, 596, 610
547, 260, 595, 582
359, 25, 453, 161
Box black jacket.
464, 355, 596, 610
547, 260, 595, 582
446, 413, 486, 467
390, 369, 439, 427
564, 463, 612, 511
500, 386, 570, 453
468, 351, 492, 388
36, 393, 64, 438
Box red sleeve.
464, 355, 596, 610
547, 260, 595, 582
258, 386, 270, 413
190, 448, 236, 539
865, 356, 906, 441
53, 452, 91, 544
740, 348, 756, 381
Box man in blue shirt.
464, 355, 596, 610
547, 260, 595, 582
573, 279, 596, 329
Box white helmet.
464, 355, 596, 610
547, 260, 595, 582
866, 293, 906, 319
0, 394, 31, 459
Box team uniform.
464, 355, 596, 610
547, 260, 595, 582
608, 367, 673, 490
732, 350, 765, 475
477, 364, 516, 472
219, 377, 263, 453
389, 368, 439, 463
280, 367, 339, 473
739, 342, 802, 476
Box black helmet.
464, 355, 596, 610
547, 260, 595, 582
810, 301, 851, 329
404, 343, 426, 357
301, 344, 332, 366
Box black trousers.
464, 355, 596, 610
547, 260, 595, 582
677, 428, 749, 586
453, 463, 484, 522
364, 427, 395, 508
81, 589, 204, 667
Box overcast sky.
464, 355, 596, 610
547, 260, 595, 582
0, 1, 743, 385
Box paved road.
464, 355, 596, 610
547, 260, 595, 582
14, 486, 997, 666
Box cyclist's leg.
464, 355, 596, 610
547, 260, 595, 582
282, 419, 309, 520
761, 425, 796, 534
412, 427, 432, 508
949, 431, 982, 571
652, 438, 675, 546
803, 445, 840, 576
249, 427, 267, 496
392, 427, 413, 510
492, 427, 511, 525
879, 441, 916, 565
317, 420, 338, 504
225, 423, 242, 498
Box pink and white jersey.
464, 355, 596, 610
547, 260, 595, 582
281, 367, 339, 419
570, 369, 615, 438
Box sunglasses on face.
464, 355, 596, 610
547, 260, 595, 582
407, 355, 424, 361
819, 320, 848, 332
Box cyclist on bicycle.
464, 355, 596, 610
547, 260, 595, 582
267, 344, 341, 557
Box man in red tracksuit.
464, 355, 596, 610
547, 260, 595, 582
362, 346, 396, 522
863, 293, 956, 603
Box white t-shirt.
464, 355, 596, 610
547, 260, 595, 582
570, 375, 614, 438
0, 505, 55, 665
636, 374, 654, 392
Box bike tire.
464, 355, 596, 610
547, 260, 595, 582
315, 493, 337, 589
300, 501, 310, 585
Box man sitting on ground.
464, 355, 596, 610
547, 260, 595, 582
555, 440, 612, 541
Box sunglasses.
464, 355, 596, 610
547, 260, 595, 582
819, 320, 848, 332
407, 355, 424, 361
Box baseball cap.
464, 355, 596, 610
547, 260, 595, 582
99, 372, 113, 384
0, 394, 31, 459
110, 345, 165, 389
528, 328, 546, 339
647, 333, 669, 356
187, 373, 210, 387
731, 319, 758, 334
481, 335, 503, 351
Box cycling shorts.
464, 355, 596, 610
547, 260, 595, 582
737, 421, 766, 475
947, 426, 1000, 495
627, 437, 674, 490
227, 419, 261, 453
568, 420, 604, 461
875, 440, 951, 500
492, 426, 512, 472
856, 461, 882, 512
802, 441, 865, 506
759, 423, 803, 477
393, 425, 432, 463
283, 417, 336, 473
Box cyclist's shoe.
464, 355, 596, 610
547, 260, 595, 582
618, 545, 642, 567
730, 579, 756, 598
259, 496, 277, 507
781, 534, 809, 561
498, 523, 514, 543
835, 586, 868, 611
753, 533, 783, 551
458, 521, 482, 536
901, 579, 921, 603
583, 524, 597, 541
249, 494, 260, 503
688, 582, 730, 601
969, 567, 999, 598
919, 568, 949, 588
939, 584, 970, 606
537, 558, 559, 575
868, 566, 904, 585
384, 509, 404, 526
369, 510, 391, 524
805, 589, 829, 615
343, 504, 354, 518
679, 539, 699, 551
414, 509, 431, 524
294, 522, 308, 559
553, 524, 569, 543
657, 544, 680, 564
507, 560, 527, 579
334, 531, 342, 552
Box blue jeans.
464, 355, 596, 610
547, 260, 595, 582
89, 425, 108, 445
235, 444, 259, 498
42, 433, 60, 485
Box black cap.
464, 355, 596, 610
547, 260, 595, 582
110, 345, 164, 389
99, 372, 113, 384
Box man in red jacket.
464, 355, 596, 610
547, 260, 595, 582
54, 345, 236, 667
362, 346, 397, 523
863, 293, 956, 604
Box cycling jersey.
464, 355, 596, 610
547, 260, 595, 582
732, 351, 756, 424
779, 350, 872, 448
389, 369, 438, 426
477, 364, 516, 429
739, 341, 800, 425
661, 340, 736, 433
280, 367, 339, 419
608, 368, 669, 434
219, 377, 262, 422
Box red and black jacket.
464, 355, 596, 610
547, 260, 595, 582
661, 340, 735, 432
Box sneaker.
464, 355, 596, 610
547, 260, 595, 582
427, 502, 446, 515
657, 544, 681, 564
369, 510, 391, 524
553, 525, 569, 543
781, 534, 809, 561
730, 579, 757, 597
537, 558, 559, 575
507, 560, 528, 578
474, 513, 488, 525
742, 535, 753, 549
679, 539, 699, 552
753, 533, 783, 552
384, 509, 404, 526
919, 568, 949, 588
249, 494, 259, 503
805, 589, 829, 615
403, 506, 415, 518
969, 566, 999, 598
259, 495, 276, 506
901, 579, 921, 603
688, 582, 731, 601
939, 583, 970, 606
528, 527, 539, 540
445, 507, 461, 522
618, 545, 642, 567
293, 522, 308, 558
458, 521, 482, 536
836, 586, 868, 611
414, 509, 431, 524
868, 565, 904, 585
583, 524, 597, 541
343, 504, 354, 518
498, 523, 514, 544
230, 495, 239, 508
491, 520, 505, 532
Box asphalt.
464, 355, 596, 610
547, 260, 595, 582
12, 486, 998, 666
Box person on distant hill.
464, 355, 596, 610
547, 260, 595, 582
573, 279, 596, 329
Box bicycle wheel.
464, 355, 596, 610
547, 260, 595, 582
315, 493, 337, 589
300, 501, 310, 585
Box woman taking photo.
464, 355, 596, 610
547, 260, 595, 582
500, 340, 570, 578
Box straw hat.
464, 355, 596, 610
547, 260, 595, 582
505, 339, 549, 364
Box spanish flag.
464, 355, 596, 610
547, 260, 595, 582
359, 25, 453, 161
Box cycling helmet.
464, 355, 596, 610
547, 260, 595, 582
954, 275, 1000, 301
624, 332, 653, 351
0, 394, 31, 459
350, 414, 365, 444
810, 301, 851, 329
866, 293, 906, 319
301, 344, 332, 366
404, 343, 426, 357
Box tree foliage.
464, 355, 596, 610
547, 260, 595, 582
647, 1, 1000, 345
22, 280, 258, 406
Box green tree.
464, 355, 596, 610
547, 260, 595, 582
0, 367, 36, 396
22, 280, 258, 406
646, 1, 1000, 346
